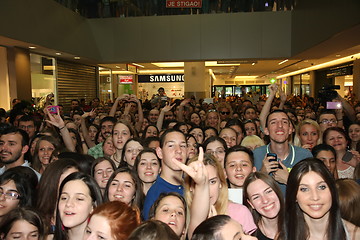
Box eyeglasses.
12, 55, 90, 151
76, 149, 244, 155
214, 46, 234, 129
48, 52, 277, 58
206, 149, 225, 155
0, 190, 21, 200
220, 111, 230, 115
319, 119, 337, 124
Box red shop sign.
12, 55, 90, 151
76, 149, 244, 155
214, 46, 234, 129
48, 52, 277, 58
119, 75, 133, 84
166, 0, 202, 8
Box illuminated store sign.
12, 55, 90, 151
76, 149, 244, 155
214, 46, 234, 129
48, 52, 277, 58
166, 0, 202, 8
138, 74, 184, 83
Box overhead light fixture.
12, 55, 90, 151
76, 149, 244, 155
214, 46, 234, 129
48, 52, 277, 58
132, 63, 145, 68
115, 66, 121, 68
278, 59, 289, 65
99, 70, 134, 75
235, 76, 258, 79
206, 61, 240, 66
336, 54, 341, 57
277, 53, 360, 79
74, 56, 80, 60
152, 62, 184, 67
55, 52, 62, 56
138, 69, 184, 74
252, 62, 256, 66
29, 46, 36, 49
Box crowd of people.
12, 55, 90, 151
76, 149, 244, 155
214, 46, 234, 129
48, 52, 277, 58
0, 83, 359, 240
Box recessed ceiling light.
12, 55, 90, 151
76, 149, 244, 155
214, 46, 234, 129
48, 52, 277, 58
55, 52, 62, 56
336, 54, 341, 57
29, 46, 36, 49
278, 59, 288, 65
252, 62, 256, 65
74, 56, 80, 60
115, 66, 120, 68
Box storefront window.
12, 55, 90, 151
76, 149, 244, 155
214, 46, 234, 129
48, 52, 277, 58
30, 54, 57, 107
99, 68, 113, 103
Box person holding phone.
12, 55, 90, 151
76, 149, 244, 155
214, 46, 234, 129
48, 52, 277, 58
253, 109, 313, 194
323, 127, 360, 179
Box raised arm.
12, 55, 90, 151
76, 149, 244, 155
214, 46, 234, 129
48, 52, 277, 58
45, 110, 76, 152
157, 103, 175, 130
278, 88, 287, 110
131, 95, 144, 133
176, 98, 191, 122
259, 84, 278, 131
109, 94, 129, 117
81, 109, 96, 148
171, 148, 210, 239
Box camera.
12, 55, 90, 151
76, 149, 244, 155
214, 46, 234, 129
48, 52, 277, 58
318, 85, 340, 104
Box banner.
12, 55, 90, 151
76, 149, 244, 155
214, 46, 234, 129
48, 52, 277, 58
166, 0, 202, 8
138, 74, 184, 83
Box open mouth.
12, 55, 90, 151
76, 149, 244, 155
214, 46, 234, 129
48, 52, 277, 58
263, 203, 275, 211
114, 194, 124, 199
144, 172, 154, 176
64, 211, 76, 216
308, 204, 322, 211
168, 221, 177, 226
234, 174, 245, 179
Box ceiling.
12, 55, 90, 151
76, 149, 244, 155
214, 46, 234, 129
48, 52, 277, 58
1, 23, 359, 83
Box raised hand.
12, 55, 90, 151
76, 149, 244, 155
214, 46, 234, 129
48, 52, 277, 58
172, 147, 208, 186
45, 108, 65, 129
161, 102, 176, 113
180, 98, 191, 107
268, 84, 278, 96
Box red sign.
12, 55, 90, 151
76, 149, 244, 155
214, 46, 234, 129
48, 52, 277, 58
166, 0, 202, 8
119, 75, 133, 84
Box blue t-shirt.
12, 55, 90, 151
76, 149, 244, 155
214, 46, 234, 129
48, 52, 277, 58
142, 175, 184, 220
253, 144, 312, 194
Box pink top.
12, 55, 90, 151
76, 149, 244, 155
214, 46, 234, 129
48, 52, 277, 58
227, 201, 257, 234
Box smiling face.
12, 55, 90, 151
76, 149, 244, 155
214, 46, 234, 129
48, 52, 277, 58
296, 171, 332, 220
103, 138, 116, 157
137, 152, 160, 184
88, 126, 98, 141
83, 214, 112, 240
124, 141, 143, 167
225, 152, 255, 188
94, 160, 114, 189
58, 180, 94, 229
348, 124, 360, 143
244, 122, 257, 136
107, 172, 136, 205
38, 140, 55, 166
265, 112, 292, 144
112, 123, 132, 150
206, 112, 219, 128
189, 128, 204, 144
0, 133, 27, 165
0, 180, 20, 218
324, 130, 347, 152
246, 179, 280, 219
154, 196, 186, 237
190, 113, 201, 126
5, 220, 39, 240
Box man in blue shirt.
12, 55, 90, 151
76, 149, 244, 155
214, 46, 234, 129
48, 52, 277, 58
253, 110, 312, 193
142, 129, 187, 220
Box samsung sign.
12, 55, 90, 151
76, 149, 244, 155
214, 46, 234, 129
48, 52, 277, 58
138, 74, 184, 83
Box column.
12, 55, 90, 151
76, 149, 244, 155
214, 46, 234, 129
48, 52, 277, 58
7, 47, 32, 101
184, 62, 211, 99
353, 59, 360, 101
0, 47, 10, 110
309, 71, 316, 98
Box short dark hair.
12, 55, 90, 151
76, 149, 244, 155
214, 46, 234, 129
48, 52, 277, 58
265, 109, 290, 128
317, 109, 336, 123
18, 115, 35, 124
192, 215, 231, 240
159, 129, 185, 148
312, 144, 337, 160
1, 127, 29, 147
100, 116, 117, 127
148, 192, 186, 220
225, 145, 254, 166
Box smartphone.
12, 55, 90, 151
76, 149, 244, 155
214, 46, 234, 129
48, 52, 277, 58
267, 153, 278, 162
47, 105, 59, 114
326, 102, 342, 109
342, 151, 353, 162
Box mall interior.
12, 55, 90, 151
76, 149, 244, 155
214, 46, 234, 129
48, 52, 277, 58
0, 0, 360, 111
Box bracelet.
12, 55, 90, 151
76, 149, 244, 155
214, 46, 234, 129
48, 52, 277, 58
59, 126, 65, 130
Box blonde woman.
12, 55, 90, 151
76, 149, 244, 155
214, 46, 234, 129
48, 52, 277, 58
293, 119, 322, 151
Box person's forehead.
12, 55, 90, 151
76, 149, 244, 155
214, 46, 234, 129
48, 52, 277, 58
164, 132, 185, 142
268, 112, 288, 120
320, 113, 336, 120
101, 121, 114, 127
1, 133, 22, 142
19, 121, 34, 126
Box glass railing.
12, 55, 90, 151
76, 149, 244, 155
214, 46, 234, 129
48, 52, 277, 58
54, 0, 296, 18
